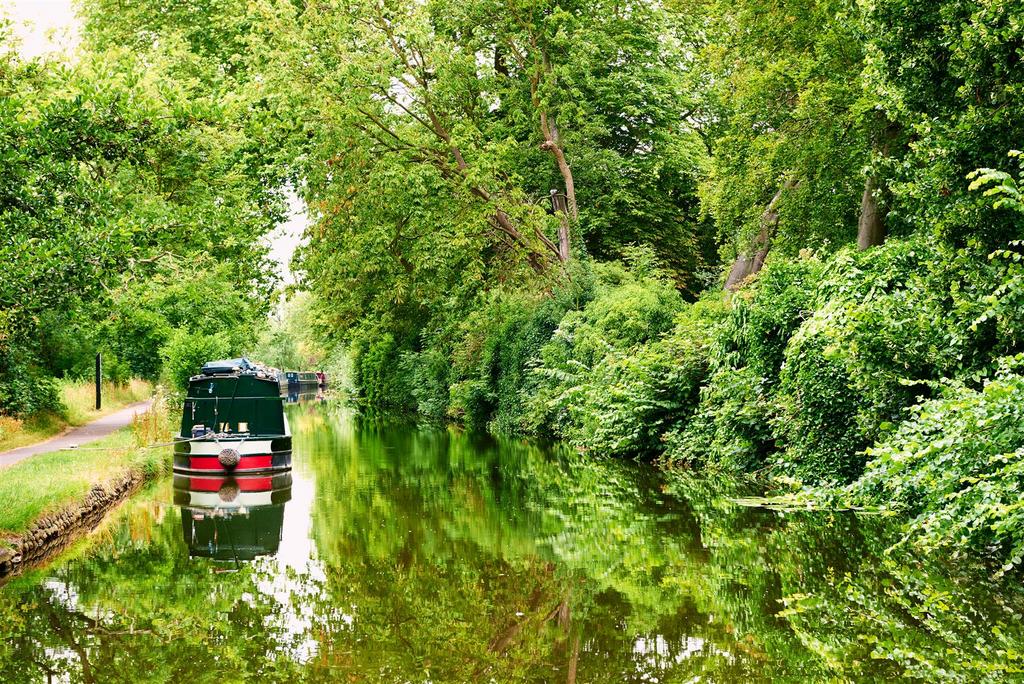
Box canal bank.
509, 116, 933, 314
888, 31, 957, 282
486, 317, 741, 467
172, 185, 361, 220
1, 403, 1022, 682
0, 398, 172, 582
0, 379, 153, 455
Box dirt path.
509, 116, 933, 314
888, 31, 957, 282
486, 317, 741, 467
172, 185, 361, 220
0, 400, 154, 469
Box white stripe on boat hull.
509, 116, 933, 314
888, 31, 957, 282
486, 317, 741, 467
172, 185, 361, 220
186, 440, 275, 456
184, 491, 276, 508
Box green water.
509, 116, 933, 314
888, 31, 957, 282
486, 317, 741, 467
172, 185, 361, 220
2, 405, 1023, 683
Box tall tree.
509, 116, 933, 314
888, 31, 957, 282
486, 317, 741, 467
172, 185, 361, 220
863, 0, 1024, 248
696, 0, 883, 287
260, 0, 710, 345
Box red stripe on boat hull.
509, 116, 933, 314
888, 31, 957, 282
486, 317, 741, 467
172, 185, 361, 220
188, 476, 274, 491
188, 455, 274, 472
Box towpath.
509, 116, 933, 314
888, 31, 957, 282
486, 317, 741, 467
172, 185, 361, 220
0, 400, 154, 469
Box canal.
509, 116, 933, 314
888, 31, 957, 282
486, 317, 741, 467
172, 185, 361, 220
1, 403, 1022, 682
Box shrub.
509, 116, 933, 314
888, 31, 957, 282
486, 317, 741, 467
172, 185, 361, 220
774, 309, 868, 482
447, 378, 492, 429
103, 307, 172, 380
158, 329, 231, 392
849, 363, 1024, 571
560, 318, 711, 458
525, 260, 685, 444
773, 238, 977, 483
400, 347, 450, 421
0, 349, 63, 418
664, 256, 822, 471
351, 332, 415, 412
665, 365, 776, 471
718, 256, 824, 381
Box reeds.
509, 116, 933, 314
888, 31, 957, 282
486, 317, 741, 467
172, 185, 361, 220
131, 386, 174, 448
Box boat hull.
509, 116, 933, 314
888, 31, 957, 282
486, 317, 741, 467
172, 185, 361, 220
172, 436, 292, 474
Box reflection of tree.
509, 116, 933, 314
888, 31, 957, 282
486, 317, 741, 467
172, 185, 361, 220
0, 483, 312, 683
2, 409, 1024, 682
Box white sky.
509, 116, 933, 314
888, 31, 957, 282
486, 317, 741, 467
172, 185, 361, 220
3, 0, 307, 287
2, 0, 79, 58
267, 189, 308, 287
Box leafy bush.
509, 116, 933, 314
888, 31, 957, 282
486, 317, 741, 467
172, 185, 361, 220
0, 348, 63, 418
665, 257, 823, 472
554, 309, 714, 458
0, 366, 62, 418
158, 329, 231, 392
665, 365, 776, 471
849, 363, 1024, 571
351, 332, 415, 412
718, 256, 825, 380
525, 261, 699, 455
772, 238, 984, 483
399, 347, 450, 421
102, 307, 172, 380
774, 309, 868, 482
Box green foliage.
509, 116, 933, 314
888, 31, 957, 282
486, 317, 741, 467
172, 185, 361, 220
272, 0, 712, 355
524, 259, 695, 455
664, 258, 823, 471
442, 287, 579, 430
158, 329, 231, 392
775, 312, 868, 481
351, 332, 415, 412
666, 365, 776, 472
864, 0, 1024, 246
968, 151, 1024, 347
552, 306, 713, 457
850, 364, 1024, 571
696, 0, 876, 259
0, 352, 62, 418
726, 257, 826, 380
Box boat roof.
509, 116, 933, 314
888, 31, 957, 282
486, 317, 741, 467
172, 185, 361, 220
201, 357, 256, 375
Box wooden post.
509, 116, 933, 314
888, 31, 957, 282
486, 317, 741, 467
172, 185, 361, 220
95, 353, 102, 411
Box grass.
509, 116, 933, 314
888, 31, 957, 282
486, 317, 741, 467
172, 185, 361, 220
0, 395, 173, 538
60, 378, 152, 425
0, 378, 152, 454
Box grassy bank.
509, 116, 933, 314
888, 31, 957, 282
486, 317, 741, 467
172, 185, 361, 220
0, 396, 172, 538
0, 379, 152, 454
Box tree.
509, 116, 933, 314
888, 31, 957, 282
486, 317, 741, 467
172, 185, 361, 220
0, 19, 284, 410
695, 0, 887, 287
259, 0, 710, 347
863, 0, 1024, 247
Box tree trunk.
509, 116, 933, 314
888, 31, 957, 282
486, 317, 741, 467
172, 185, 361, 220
725, 180, 795, 290
857, 119, 900, 251
551, 189, 571, 261
539, 114, 575, 263
566, 634, 581, 684
857, 174, 885, 250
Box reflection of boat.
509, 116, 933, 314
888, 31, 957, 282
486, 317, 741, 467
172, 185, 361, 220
285, 389, 324, 404
175, 473, 292, 561
173, 358, 292, 474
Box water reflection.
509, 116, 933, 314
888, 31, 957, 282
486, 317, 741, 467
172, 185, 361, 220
285, 389, 325, 404
1, 404, 1023, 682
173, 473, 292, 562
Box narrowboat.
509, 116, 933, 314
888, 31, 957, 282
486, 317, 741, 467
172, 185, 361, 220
283, 370, 322, 403
173, 358, 292, 474
284, 370, 320, 394
174, 473, 292, 561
